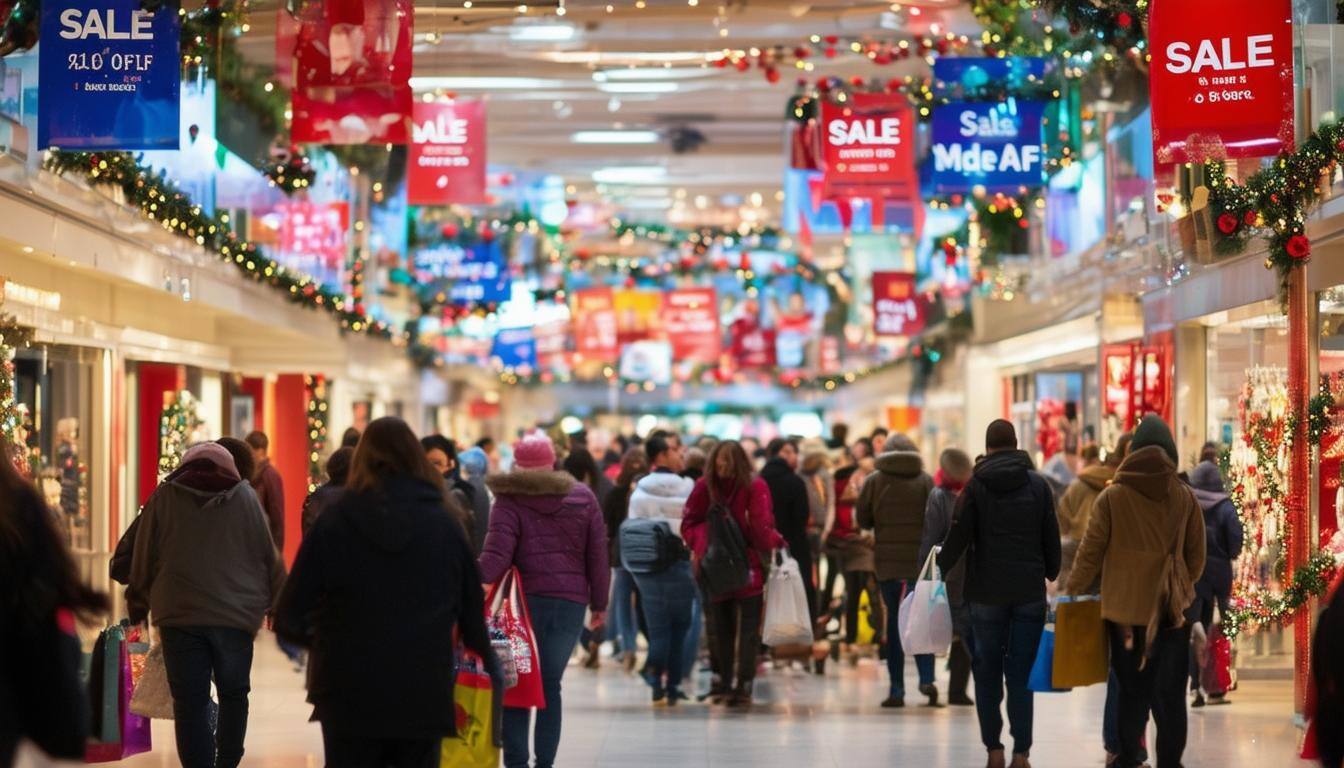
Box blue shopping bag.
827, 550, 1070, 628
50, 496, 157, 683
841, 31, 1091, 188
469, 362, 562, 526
1028, 624, 1069, 693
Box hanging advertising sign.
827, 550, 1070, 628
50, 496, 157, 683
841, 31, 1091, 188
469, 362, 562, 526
662, 288, 720, 365
573, 287, 619, 365
249, 201, 349, 290
613, 289, 662, 346
820, 93, 917, 201
491, 327, 536, 371
38, 0, 181, 150
729, 312, 776, 370
408, 100, 487, 205
619, 340, 672, 386
1148, 0, 1294, 164
933, 57, 1048, 91
534, 318, 572, 373
872, 271, 924, 337
412, 240, 510, 305
931, 100, 1047, 193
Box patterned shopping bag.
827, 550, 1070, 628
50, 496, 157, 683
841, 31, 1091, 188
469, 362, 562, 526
487, 568, 546, 710
440, 648, 503, 768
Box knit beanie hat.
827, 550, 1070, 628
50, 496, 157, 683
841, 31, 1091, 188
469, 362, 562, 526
182, 442, 242, 481
1130, 415, 1178, 464
512, 436, 557, 471
1189, 461, 1226, 494
458, 446, 488, 478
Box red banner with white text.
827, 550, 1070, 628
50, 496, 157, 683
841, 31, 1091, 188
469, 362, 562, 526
872, 271, 924, 338
409, 100, 488, 205
1148, 0, 1294, 165
662, 288, 720, 365
820, 93, 918, 202
573, 287, 619, 373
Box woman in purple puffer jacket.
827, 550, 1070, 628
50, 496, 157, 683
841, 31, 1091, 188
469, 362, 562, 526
478, 435, 609, 768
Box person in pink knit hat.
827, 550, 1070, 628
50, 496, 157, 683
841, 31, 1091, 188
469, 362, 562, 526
478, 434, 609, 768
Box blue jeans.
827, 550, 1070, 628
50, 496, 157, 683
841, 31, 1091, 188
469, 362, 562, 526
503, 595, 586, 768
880, 579, 935, 698
160, 626, 254, 768
631, 561, 697, 694
683, 589, 702, 681
609, 567, 639, 659
969, 600, 1047, 757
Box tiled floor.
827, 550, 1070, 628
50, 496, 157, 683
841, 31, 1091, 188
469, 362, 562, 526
99, 638, 1307, 767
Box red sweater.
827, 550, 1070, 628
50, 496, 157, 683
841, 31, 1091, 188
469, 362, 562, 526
680, 476, 784, 601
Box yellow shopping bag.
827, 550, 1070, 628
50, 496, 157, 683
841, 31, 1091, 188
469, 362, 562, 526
1052, 596, 1109, 688
441, 650, 501, 768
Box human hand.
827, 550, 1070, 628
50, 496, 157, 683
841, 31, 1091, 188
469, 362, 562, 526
589, 611, 606, 630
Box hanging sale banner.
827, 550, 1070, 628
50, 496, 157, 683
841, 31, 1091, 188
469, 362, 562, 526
1148, 0, 1294, 164
491, 327, 537, 371
613, 290, 663, 346
872, 271, 924, 337
931, 100, 1047, 193
729, 312, 776, 369
573, 287, 619, 367
933, 57, 1048, 91
662, 288, 720, 365
820, 93, 917, 201
408, 100, 487, 205
38, 0, 181, 150
412, 240, 510, 305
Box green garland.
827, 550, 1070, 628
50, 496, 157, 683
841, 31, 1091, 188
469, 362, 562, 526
43, 150, 395, 339
305, 375, 328, 493
972, 0, 1148, 63
1225, 550, 1339, 639
157, 390, 200, 481
0, 314, 29, 473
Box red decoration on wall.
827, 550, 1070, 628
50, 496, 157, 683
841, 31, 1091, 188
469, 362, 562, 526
408, 100, 488, 205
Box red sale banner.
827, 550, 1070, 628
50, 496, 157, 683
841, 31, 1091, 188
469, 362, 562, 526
1149, 0, 1294, 165
409, 100, 487, 205
573, 287, 619, 365
662, 288, 720, 365
872, 271, 924, 337
729, 315, 776, 369
820, 93, 918, 202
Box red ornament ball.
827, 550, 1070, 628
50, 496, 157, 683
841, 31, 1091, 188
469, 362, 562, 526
849, 76, 865, 88
1216, 213, 1240, 235
1243, 210, 1258, 227
1116, 11, 1133, 28
824, 46, 837, 58
479, 224, 496, 243
765, 67, 781, 84
1017, 218, 1030, 230
1287, 234, 1312, 260
735, 58, 750, 72
824, 35, 839, 45
714, 57, 729, 69
793, 46, 810, 59
440, 222, 459, 239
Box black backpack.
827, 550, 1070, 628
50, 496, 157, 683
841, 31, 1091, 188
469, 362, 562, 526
619, 518, 688, 574
698, 501, 752, 596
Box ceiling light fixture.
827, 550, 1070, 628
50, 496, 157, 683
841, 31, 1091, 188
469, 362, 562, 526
409, 76, 554, 90
572, 130, 660, 144
593, 67, 714, 81
508, 23, 575, 40
597, 81, 679, 93
592, 166, 667, 184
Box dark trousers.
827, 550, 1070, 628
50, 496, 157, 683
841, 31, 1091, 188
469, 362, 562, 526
879, 579, 934, 698
1108, 621, 1193, 768
1188, 593, 1229, 692
843, 571, 883, 644
949, 604, 973, 700
321, 726, 438, 768
503, 596, 586, 768
819, 552, 842, 616
969, 601, 1047, 757
159, 626, 254, 768
708, 594, 764, 691
631, 561, 697, 694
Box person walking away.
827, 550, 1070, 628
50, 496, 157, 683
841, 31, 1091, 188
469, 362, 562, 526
761, 438, 819, 631
625, 459, 697, 704
799, 441, 834, 628
683, 447, 707, 481
127, 442, 285, 768
681, 440, 785, 707
458, 446, 493, 553
1056, 444, 1114, 588
1100, 431, 1136, 763
245, 431, 286, 551
478, 436, 609, 768
422, 435, 476, 529
275, 417, 494, 768
564, 447, 615, 509
604, 448, 651, 672
858, 434, 936, 707
920, 448, 976, 707
1, 435, 108, 767
301, 447, 353, 537
939, 420, 1061, 768
1185, 459, 1244, 706
1067, 416, 1205, 768
1309, 570, 1344, 768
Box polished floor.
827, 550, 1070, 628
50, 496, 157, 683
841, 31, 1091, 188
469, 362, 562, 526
81, 638, 1307, 767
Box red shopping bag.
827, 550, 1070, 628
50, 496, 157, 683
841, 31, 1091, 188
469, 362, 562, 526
1203, 623, 1233, 696
487, 568, 546, 710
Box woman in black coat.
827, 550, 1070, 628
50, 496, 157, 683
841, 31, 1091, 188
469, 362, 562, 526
276, 417, 495, 766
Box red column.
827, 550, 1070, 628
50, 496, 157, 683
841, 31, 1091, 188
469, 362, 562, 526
272, 373, 309, 567
137, 363, 185, 506
1287, 265, 1311, 715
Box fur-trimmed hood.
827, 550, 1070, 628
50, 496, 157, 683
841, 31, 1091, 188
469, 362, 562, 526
486, 470, 577, 497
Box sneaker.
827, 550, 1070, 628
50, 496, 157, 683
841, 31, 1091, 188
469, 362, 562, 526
919, 683, 940, 707
947, 693, 975, 706
667, 688, 688, 707
1192, 692, 1206, 708
623, 652, 638, 674
986, 749, 1007, 768
652, 688, 668, 707
880, 696, 905, 709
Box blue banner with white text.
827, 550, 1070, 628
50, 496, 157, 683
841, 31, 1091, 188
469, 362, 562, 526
930, 99, 1047, 194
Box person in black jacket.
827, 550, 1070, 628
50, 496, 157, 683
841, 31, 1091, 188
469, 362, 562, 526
1186, 459, 1244, 706
276, 417, 495, 767
761, 438, 817, 627
301, 447, 353, 537
939, 420, 1060, 768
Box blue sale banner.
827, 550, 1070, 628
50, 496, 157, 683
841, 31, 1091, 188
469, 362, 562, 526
933, 57, 1048, 92
491, 327, 537, 371
930, 100, 1047, 193
39, 0, 181, 150
413, 240, 511, 305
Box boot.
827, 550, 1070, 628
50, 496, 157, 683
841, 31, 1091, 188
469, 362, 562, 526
1009, 755, 1031, 768
986, 749, 1007, 768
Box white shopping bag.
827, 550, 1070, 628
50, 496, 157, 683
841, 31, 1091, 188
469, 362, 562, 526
762, 550, 815, 647
897, 547, 954, 655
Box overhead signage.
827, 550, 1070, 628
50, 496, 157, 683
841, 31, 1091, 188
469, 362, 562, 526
491, 326, 536, 371
931, 100, 1047, 193
1148, 0, 1294, 164
38, 0, 181, 149
872, 271, 925, 337
408, 100, 487, 205
820, 93, 918, 201
729, 314, 776, 369
933, 57, 1048, 91
413, 240, 510, 305
573, 287, 619, 365
619, 340, 672, 386
661, 288, 720, 365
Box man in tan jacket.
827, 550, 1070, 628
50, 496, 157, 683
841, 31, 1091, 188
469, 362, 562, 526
1055, 444, 1113, 588
1067, 416, 1205, 768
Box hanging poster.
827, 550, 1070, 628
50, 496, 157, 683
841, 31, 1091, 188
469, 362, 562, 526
662, 288, 720, 365
249, 201, 349, 289
619, 340, 672, 386
412, 240, 510, 305
409, 100, 487, 205
1148, 0, 1294, 164
613, 290, 662, 346
491, 327, 537, 371
729, 302, 776, 369
933, 57, 1048, 92
572, 287, 619, 367
38, 0, 181, 150
872, 271, 924, 337
534, 318, 572, 374
931, 100, 1047, 193
819, 93, 917, 201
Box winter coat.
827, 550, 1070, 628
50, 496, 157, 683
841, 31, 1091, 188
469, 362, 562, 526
465, 474, 491, 554
681, 476, 785, 601
759, 458, 812, 562
938, 450, 1061, 607
857, 449, 935, 582
603, 482, 636, 564
301, 482, 345, 537
478, 470, 610, 610
274, 475, 492, 739
919, 484, 967, 606
800, 466, 835, 532
1057, 463, 1115, 586
628, 471, 695, 535
1191, 488, 1244, 601
253, 458, 286, 551
127, 460, 285, 633
1067, 446, 1206, 629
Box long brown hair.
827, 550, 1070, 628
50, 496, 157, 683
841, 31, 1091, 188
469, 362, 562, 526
347, 417, 448, 497
705, 439, 753, 503
615, 447, 649, 488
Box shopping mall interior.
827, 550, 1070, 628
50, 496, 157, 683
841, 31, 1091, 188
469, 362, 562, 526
3, 0, 1344, 766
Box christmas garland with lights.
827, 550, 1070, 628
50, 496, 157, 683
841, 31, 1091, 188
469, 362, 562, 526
43, 150, 395, 339
264, 150, 316, 195
158, 390, 201, 481
971, 0, 1148, 69
0, 313, 30, 474
1225, 550, 1339, 639
305, 375, 328, 493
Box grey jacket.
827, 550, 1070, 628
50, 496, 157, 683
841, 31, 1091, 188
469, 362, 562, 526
128, 478, 285, 633
920, 485, 967, 607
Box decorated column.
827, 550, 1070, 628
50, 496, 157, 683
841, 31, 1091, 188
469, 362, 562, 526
1287, 265, 1311, 712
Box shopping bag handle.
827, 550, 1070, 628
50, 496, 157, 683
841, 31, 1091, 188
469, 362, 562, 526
488, 568, 518, 614
918, 545, 942, 583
